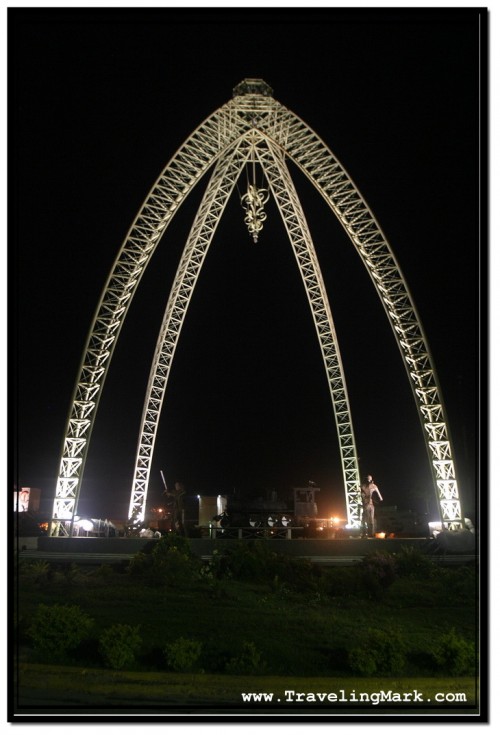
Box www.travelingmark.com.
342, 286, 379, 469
241, 689, 468, 705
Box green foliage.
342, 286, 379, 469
385, 577, 441, 608
127, 551, 150, 577
394, 546, 435, 578
211, 542, 323, 593
164, 637, 203, 673
201, 548, 231, 580
325, 565, 364, 599
216, 542, 272, 580
348, 627, 407, 676
18, 560, 51, 586
431, 628, 476, 675
361, 551, 397, 598
17, 544, 478, 679
154, 532, 192, 557
348, 647, 378, 677
60, 563, 90, 587
99, 624, 142, 670
92, 564, 114, 579
430, 565, 476, 605
225, 641, 267, 675
127, 534, 199, 585
28, 603, 94, 659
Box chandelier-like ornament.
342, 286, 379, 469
241, 183, 269, 243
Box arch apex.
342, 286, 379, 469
233, 78, 274, 98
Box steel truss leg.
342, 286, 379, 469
277, 119, 464, 529
128, 138, 252, 521
255, 138, 362, 526
48, 103, 247, 537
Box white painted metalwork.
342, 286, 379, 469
129, 130, 362, 526
255, 137, 363, 525
128, 137, 251, 521
241, 184, 270, 242
50, 78, 463, 536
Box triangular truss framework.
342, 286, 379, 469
49, 79, 464, 536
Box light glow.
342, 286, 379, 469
78, 519, 94, 532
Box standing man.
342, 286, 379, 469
361, 475, 383, 537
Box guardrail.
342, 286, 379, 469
200, 526, 303, 540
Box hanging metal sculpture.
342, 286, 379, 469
241, 183, 270, 242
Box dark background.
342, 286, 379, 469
11, 7, 484, 523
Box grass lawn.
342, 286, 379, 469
15, 663, 479, 715
13, 541, 480, 717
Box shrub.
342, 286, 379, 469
164, 637, 203, 673
92, 564, 114, 579
394, 546, 434, 578
127, 534, 199, 585
18, 560, 50, 586
348, 647, 378, 677
361, 551, 397, 598
212, 542, 323, 592
154, 533, 192, 557
152, 548, 198, 586
28, 603, 94, 659
99, 624, 142, 670
218, 542, 273, 581
431, 628, 476, 675
201, 548, 232, 580
127, 551, 151, 577
325, 565, 364, 600
348, 627, 406, 676
430, 565, 476, 605
225, 641, 267, 675
61, 563, 90, 586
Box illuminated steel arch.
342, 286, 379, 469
50, 78, 463, 536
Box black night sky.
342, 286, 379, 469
11, 7, 484, 524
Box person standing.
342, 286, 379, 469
361, 475, 383, 537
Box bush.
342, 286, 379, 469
91, 564, 114, 580
127, 551, 151, 577
18, 560, 51, 586
348, 647, 378, 677
430, 565, 476, 605
361, 551, 397, 598
431, 628, 476, 675
324, 566, 364, 600
127, 534, 199, 585
99, 624, 142, 670
348, 627, 406, 676
60, 563, 90, 587
164, 637, 203, 673
28, 604, 94, 659
217, 542, 273, 581
212, 542, 323, 593
225, 641, 267, 675
394, 546, 434, 578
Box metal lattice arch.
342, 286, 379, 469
50, 79, 464, 536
